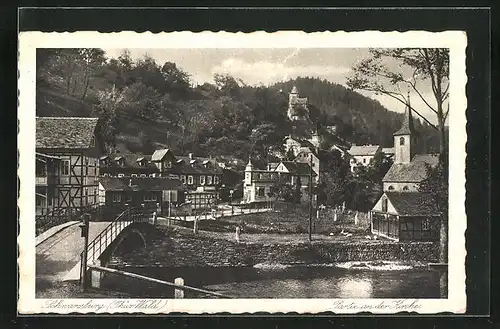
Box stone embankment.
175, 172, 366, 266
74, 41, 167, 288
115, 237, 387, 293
128, 228, 438, 268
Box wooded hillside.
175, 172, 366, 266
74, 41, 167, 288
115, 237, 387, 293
36, 48, 440, 159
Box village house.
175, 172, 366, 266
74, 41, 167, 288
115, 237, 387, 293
347, 144, 382, 173
99, 154, 160, 178
98, 177, 185, 214
36, 117, 103, 216
151, 149, 223, 210
243, 158, 316, 204
370, 98, 441, 242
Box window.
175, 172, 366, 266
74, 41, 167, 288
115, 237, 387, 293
259, 173, 263, 180
214, 175, 220, 185
291, 176, 295, 185
382, 198, 388, 212
60, 159, 70, 176
112, 193, 121, 203
144, 193, 157, 201
36, 195, 45, 207
388, 185, 394, 191
85, 158, 89, 175
200, 175, 205, 185
422, 218, 431, 230
149, 173, 156, 178
363, 158, 366, 164
403, 186, 409, 191
165, 161, 172, 169
36, 160, 46, 176
181, 175, 187, 184
257, 188, 265, 197
400, 137, 405, 145
131, 174, 138, 178
187, 175, 193, 185
140, 174, 147, 178
118, 173, 124, 178
103, 173, 109, 177
207, 175, 213, 185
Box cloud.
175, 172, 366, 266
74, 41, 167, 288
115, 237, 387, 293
211, 58, 351, 86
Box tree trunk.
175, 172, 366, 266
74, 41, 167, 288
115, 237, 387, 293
81, 66, 90, 100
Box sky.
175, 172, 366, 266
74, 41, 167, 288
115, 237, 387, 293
103, 48, 443, 124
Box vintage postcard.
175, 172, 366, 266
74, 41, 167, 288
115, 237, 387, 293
18, 31, 467, 314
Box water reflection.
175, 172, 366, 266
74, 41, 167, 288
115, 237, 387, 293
336, 277, 373, 298
101, 264, 440, 299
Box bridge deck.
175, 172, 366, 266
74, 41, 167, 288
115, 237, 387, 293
36, 221, 112, 290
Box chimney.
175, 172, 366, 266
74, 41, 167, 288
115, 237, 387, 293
189, 153, 193, 159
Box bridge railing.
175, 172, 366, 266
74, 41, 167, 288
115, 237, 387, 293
80, 206, 149, 281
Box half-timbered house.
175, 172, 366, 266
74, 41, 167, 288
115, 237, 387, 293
36, 117, 103, 216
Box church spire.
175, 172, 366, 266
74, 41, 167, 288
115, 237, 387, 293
393, 90, 414, 136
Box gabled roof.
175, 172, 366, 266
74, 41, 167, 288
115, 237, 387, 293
151, 149, 172, 162
348, 145, 380, 156
278, 161, 316, 176
383, 154, 439, 183
384, 192, 440, 216
413, 154, 440, 167
36, 117, 98, 149
382, 147, 395, 155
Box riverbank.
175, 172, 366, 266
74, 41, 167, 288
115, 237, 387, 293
111, 226, 439, 268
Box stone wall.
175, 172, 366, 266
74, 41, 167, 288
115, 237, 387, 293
138, 229, 438, 268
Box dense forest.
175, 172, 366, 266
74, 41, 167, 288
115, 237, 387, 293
36, 48, 441, 161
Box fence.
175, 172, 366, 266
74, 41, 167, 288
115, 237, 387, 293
80, 207, 150, 283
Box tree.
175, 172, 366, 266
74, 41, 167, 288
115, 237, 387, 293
419, 164, 448, 263
270, 175, 295, 203
346, 48, 449, 170
213, 73, 245, 99
317, 150, 351, 207
161, 61, 191, 98
91, 85, 125, 150
79, 48, 106, 100
250, 123, 284, 161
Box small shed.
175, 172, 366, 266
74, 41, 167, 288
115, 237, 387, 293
370, 192, 441, 242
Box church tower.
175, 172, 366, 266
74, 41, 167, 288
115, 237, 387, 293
244, 157, 253, 186
393, 93, 415, 164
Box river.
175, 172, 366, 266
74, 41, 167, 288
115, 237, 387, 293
100, 261, 441, 298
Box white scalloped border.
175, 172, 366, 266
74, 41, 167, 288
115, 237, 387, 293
17, 30, 467, 315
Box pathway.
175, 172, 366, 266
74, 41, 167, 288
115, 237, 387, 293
36, 221, 111, 292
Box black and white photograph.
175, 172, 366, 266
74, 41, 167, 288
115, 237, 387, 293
18, 31, 467, 314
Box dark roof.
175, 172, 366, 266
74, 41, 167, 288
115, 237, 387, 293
383, 154, 439, 183
394, 101, 415, 136
100, 153, 157, 171
99, 177, 185, 192
413, 154, 440, 166
348, 145, 380, 156
385, 192, 440, 216
279, 161, 316, 176
36, 117, 98, 149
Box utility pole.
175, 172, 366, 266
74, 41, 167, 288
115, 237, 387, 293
309, 154, 313, 242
